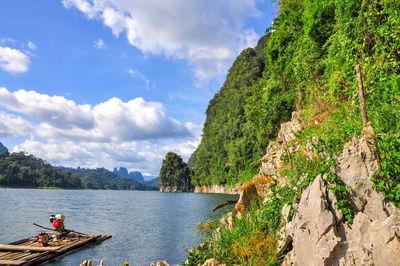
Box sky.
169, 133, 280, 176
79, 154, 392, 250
0, 0, 276, 179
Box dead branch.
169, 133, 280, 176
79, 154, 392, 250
212, 200, 238, 212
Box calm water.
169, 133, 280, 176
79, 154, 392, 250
0, 188, 238, 265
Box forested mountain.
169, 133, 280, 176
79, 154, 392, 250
186, 0, 400, 264
0, 142, 8, 153
191, 34, 295, 186
191, 0, 400, 187
146, 178, 158, 187
59, 166, 157, 191
0, 151, 82, 188
113, 167, 145, 182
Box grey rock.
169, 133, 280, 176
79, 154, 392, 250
201, 258, 225, 266
282, 128, 400, 265
336, 131, 387, 221
194, 184, 238, 194
285, 175, 342, 265
279, 111, 302, 142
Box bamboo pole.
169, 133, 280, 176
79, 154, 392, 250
356, 64, 368, 125
356, 64, 381, 171
0, 244, 60, 252
0, 259, 26, 265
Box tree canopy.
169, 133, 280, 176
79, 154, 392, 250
0, 151, 81, 189
158, 152, 191, 189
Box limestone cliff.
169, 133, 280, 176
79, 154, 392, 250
194, 184, 238, 194
159, 185, 193, 193
281, 125, 400, 265
221, 113, 400, 265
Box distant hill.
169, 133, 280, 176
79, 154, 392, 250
0, 151, 81, 188
113, 167, 144, 182
146, 178, 158, 187
59, 166, 157, 191
0, 145, 157, 191
0, 142, 8, 153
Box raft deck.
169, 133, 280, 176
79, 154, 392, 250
0, 233, 111, 265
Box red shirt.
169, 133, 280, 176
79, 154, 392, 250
53, 219, 64, 230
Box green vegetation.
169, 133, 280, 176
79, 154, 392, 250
185, 0, 400, 264
0, 151, 81, 189
158, 152, 191, 190
191, 0, 400, 188
192, 35, 277, 186
0, 150, 157, 191
59, 167, 158, 191
372, 135, 400, 207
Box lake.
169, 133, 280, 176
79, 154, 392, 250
0, 188, 238, 265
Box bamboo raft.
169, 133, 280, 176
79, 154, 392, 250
0, 231, 111, 265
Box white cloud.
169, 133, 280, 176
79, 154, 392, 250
128, 68, 150, 89
1, 86, 202, 174
0, 87, 193, 142
0, 46, 30, 73
93, 97, 191, 140
94, 39, 105, 49
13, 139, 94, 166
0, 87, 95, 130
0, 111, 34, 137
62, 0, 262, 83
27, 41, 37, 50
12, 138, 180, 175
161, 140, 199, 162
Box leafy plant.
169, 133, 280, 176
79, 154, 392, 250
372, 135, 400, 207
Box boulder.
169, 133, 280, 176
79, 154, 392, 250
201, 258, 225, 266
339, 211, 400, 266
155, 261, 169, 266
279, 111, 302, 142
335, 128, 387, 221
259, 111, 301, 177
284, 175, 342, 265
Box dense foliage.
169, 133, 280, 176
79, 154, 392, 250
192, 35, 280, 186
186, 0, 400, 264
191, 0, 400, 188
59, 166, 158, 191
158, 152, 191, 189
0, 151, 82, 189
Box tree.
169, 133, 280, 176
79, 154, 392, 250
158, 152, 191, 190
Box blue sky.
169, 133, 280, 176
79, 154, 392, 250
0, 0, 276, 178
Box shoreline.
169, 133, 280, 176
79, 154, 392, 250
159, 184, 239, 194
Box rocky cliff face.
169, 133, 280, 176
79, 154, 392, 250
113, 167, 144, 182
281, 125, 400, 265
216, 113, 400, 265
194, 184, 238, 194
159, 185, 193, 193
